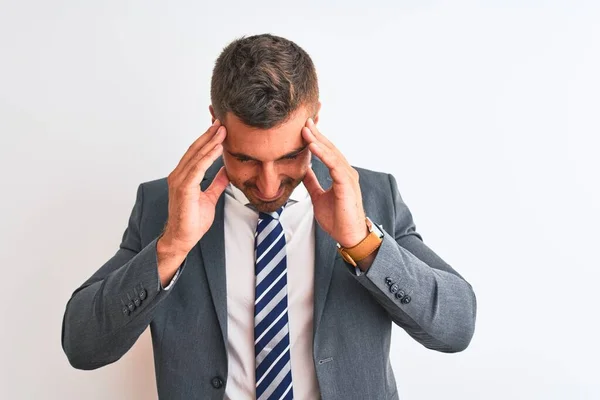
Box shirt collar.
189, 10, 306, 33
226, 180, 309, 207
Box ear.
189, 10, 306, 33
313, 101, 322, 124
209, 105, 217, 123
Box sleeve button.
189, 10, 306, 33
401, 295, 411, 304
395, 290, 406, 299
122, 307, 130, 316
389, 283, 400, 293
139, 289, 147, 300
127, 302, 135, 311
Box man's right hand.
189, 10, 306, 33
156, 119, 229, 286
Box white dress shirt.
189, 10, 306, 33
159, 174, 364, 397
223, 181, 321, 399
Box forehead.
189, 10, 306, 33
223, 107, 309, 157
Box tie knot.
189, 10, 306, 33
258, 206, 285, 221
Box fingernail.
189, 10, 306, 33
308, 118, 313, 124
212, 119, 219, 127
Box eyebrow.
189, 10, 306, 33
227, 145, 308, 162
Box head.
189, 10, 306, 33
210, 34, 320, 213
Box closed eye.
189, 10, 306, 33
236, 154, 300, 163
230, 146, 307, 163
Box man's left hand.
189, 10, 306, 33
302, 118, 369, 248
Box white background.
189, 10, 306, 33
1, 1, 599, 399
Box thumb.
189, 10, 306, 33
302, 167, 324, 201
205, 166, 230, 203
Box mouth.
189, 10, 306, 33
253, 187, 284, 202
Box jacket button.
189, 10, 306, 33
122, 307, 130, 316
395, 290, 406, 299
211, 376, 224, 389
139, 289, 147, 300
389, 283, 399, 293
401, 295, 411, 304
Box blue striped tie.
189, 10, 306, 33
254, 206, 294, 400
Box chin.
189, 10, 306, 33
247, 187, 294, 213
239, 175, 302, 213
251, 196, 290, 214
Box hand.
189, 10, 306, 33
160, 120, 230, 255
302, 118, 369, 248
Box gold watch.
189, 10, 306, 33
336, 217, 384, 267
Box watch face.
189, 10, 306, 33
366, 217, 384, 238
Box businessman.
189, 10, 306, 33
61, 34, 477, 400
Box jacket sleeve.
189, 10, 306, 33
353, 174, 477, 353
61, 183, 187, 370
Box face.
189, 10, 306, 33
211, 104, 320, 213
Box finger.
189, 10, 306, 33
181, 142, 224, 188
204, 166, 230, 204
173, 119, 222, 177
302, 166, 325, 200
179, 123, 225, 173
306, 118, 335, 150
178, 125, 226, 182
307, 139, 354, 184
301, 125, 344, 163
303, 123, 353, 174
304, 132, 337, 170
302, 126, 322, 148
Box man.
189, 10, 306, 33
62, 34, 477, 400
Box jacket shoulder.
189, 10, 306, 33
138, 177, 169, 199
352, 164, 392, 191
133, 177, 170, 241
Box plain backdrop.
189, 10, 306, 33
1, 1, 599, 399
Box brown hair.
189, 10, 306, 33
210, 33, 319, 129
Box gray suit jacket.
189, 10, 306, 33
61, 155, 477, 399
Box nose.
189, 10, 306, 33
255, 162, 280, 199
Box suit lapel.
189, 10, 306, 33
310, 156, 337, 340
197, 156, 337, 349
198, 158, 228, 350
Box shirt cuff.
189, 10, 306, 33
161, 266, 182, 291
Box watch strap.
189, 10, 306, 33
337, 219, 383, 266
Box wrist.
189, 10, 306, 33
337, 217, 384, 268
356, 247, 380, 272
156, 232, 189, 289
157, 232, 190, 258
338, 224, 370, 248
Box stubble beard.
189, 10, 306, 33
242, 176, 300, 213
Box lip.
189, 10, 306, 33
253, 187, 284, 202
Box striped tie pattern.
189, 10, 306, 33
254, 206, 294, 400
